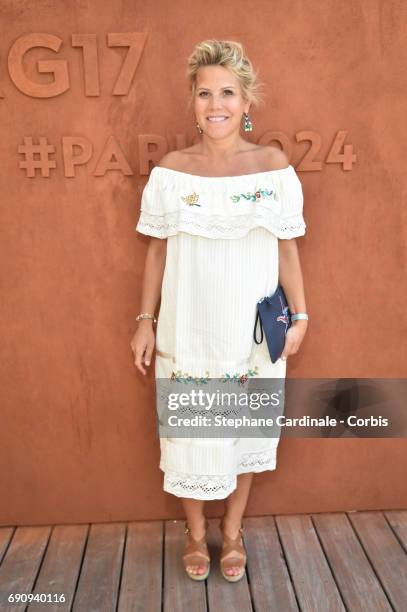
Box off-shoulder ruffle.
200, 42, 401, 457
135, 164, 306, 240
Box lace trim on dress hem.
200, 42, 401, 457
161, 449, 277, 498
136, 210, 306, 240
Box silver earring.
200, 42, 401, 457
243, 112, 253, 132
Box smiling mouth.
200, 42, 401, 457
206, 116, 229, 122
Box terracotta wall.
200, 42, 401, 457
1, 1, 406, 526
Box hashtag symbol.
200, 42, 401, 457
18, 137, 56, 177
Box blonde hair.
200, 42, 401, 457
186, 39, 265, 109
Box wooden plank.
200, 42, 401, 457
0, 526, 50, 612
0, 528, 14, 562
313, 513, 392, 611
0, 512, 404, 612
243, 516, 298, 611
206, 517, 253, 612
72, 522, 125, 612
276, 514, 345, 612
118, 521, 162, 612
384, 510, 407, 551
348, 511, 407, 611
163, 520, 207, 612
26, 524, 88, 611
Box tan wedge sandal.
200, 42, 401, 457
219, 518, 247, 582
182, 520, 210, 581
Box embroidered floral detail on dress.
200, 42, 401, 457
230, 187, 276, 203
181, 192, 201, 206
220, 365, 259, 385
170, 365, 259, 385
170, 370, 210, 384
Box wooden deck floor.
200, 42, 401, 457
0, 511, 406, 611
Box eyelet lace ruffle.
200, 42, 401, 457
137, 209, 306, 240
162, 449, 277, 500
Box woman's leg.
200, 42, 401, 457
221, 472, 254, 576
181, 497, 207, 575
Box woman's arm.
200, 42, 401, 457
139, 236, 167, 315
131, 237, 167, 375
278, 238, 308, 360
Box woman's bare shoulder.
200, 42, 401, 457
156, 151, 182, 170
157, 148, 196, 172
156, 145, 289, 173
258, 145, 290, 170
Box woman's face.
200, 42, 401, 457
193, 65, 250, 137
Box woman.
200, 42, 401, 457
131, 39, 308, 582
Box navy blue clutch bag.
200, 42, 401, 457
253, 285, 292, 363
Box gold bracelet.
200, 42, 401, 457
136, 312, 157, 323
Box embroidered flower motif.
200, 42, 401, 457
181, 192, 201, 206
170, 365, 259, 384
230, 188, 275, 203
170, 370, 210, 384
276, 295, 291, 332
221, 365, 259, 385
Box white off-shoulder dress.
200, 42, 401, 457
136, 165, 306, 500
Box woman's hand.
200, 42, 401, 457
130, 321, 156, 375
281, 320, 308, 361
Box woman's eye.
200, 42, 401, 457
198, 90, 233, 97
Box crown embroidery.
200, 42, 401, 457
181, 192, 201, 206
230, 187, 276, 203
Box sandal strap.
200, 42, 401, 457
221, 528, 244, 546
183, 520, 210, 566
219, 520, 246, 568
183, 550, 210, 565
183, 539, 210, 561
220, 538, 246, 561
